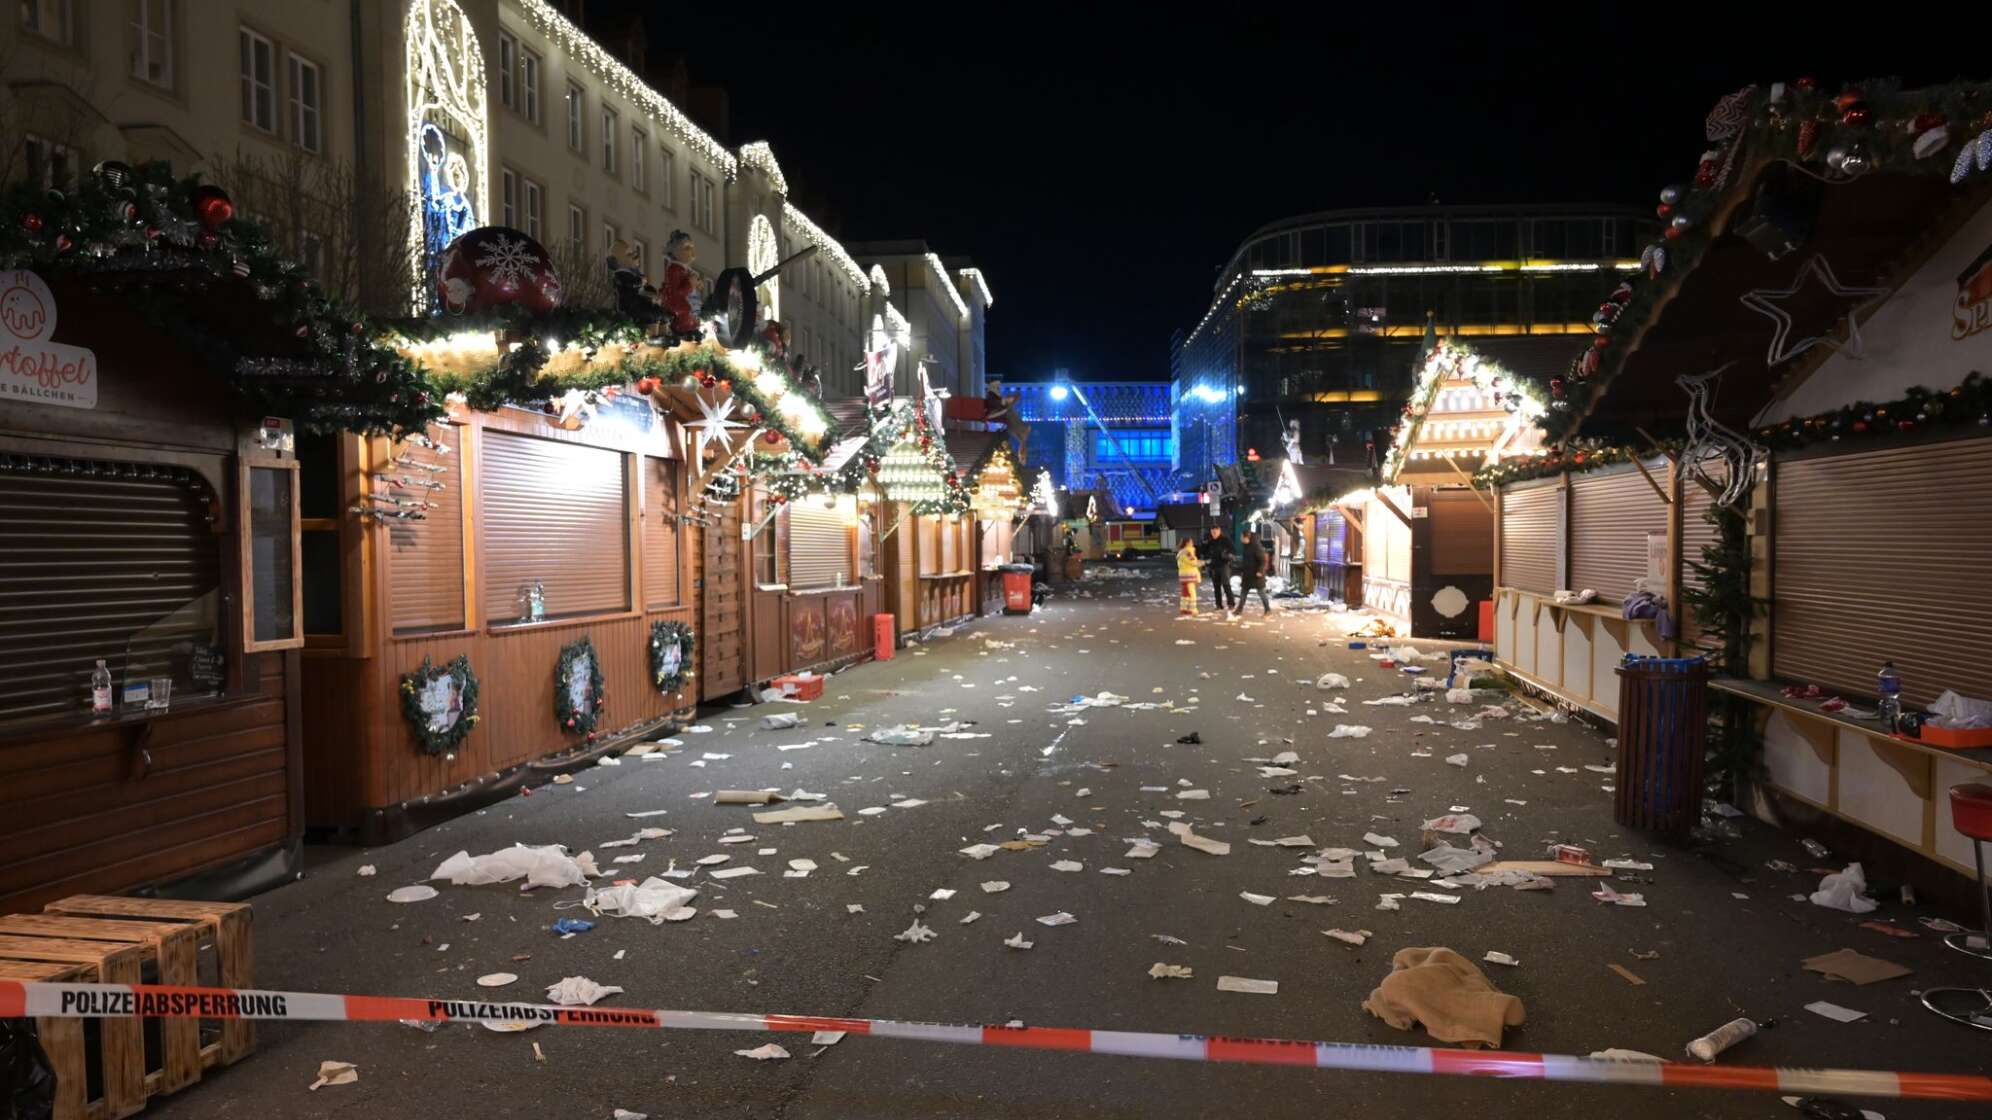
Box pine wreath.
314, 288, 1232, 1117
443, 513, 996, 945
398, 654, 479, 756
554, 636, 608, 738
648, 620, 696, 695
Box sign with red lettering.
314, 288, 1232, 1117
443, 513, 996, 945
1954, 244, 1992, 342
0, 270, 95, 410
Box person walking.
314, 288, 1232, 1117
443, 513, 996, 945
1237, 529, 1273, 616
1198, 525, 1236, 613
1175, 537, 1203, 615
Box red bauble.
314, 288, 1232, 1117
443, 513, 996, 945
716, 379, 731, 393
20, 213, 41, 234
1664, 225, 1683, 241
634, 376, 660, 395
434, 226, 563, 315
1852, 420, 1868, 433
1896, 420, 1915, 431
53, 234, 71, 252
1656, 203, 1673, 218
1693, 161, 1717, 188
190, 185, 234, 230
1834, 90, 1863, 112
1841, 105, 1873, 128
1794, 76, 1817, 91
1549, 378, 1565, 398
1591, 335, 1609, 349
763, 430, 781, 445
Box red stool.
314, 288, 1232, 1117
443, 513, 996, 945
1922, 782, 1992, 1030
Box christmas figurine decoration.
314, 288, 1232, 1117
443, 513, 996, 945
606, 239, 663, 331
435, 226, 562, 315
661, 230, 704, 341
760, 318, 790, 357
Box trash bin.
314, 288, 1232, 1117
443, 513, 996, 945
1613, 654, 1710, 840
1000, 564, 1035, 615
872, 613, 896, 662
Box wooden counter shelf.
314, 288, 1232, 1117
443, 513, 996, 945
1711, 677, 1992, 771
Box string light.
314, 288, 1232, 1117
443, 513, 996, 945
869, 264, 890, 297
1380, 341, 1545, 482
515, 0, 736, 177
737, 141, 788, 196
958, 267, 993, 307
926, 252, 968, 321
405, 0, 488, 298
884, 301, 911, 349
782, 202, 866, 291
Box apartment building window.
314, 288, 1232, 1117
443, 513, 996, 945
522, 178, 543, 240
658, 146, 675, 208
22, 0, 71, 43
239, 27, 277, 132
289, 53, 323, 153
130, 0, 174, 88
631, 127, 647, 193
500, 168, 517, 228
630, 237, 648, 274
600, 106, 618, 175
689, 171, 715, 233
565, 81, 584, 152
567, 204, 585, 253
22, 135, 78, 190
602, 222, 617, 254
496, 30, 515, 109
520, 48, 540, 122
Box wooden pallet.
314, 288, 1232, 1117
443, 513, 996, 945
43, 896, 255, 1065
0, 937, 145, 1120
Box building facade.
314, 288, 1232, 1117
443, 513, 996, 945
1008, 378, 1178, 519
1174, 203, 1653, 471
848, 240, 992, 401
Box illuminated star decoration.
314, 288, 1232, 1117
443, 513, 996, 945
684, 394, 745, 462
1738, 255, 1891, 367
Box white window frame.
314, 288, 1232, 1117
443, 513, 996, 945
568, 203, 585, 252
631, 126, 647, 193
500, 168, 517, 229
523, 178, 543, 240
658, 146, 676, 209
496, 30, 515, 109
288, 52, 323, 154
565, 81, 584, 152
23, 0, 72, 44
603, 221, 617, 254
520, 47, 541, 123
130, 0, 174, 88
239, 26, 277, 133
23, 134, 79, 191
600, 105, 618, 175
631, 237, 648, 275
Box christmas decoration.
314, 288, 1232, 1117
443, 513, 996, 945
554, 636, 607, 739
1677, 363, 1764, 508
1380, 341, 1547, 482
1750, 372, 1992, 449
1683, 499, 1764, 793
398, 654, 480, 757
647, 620, 696, 695
189, 184, 234, 230
435, 226, 561, 315
1737, 255, 1891, 367
660, 230, 702, 340
685, 392, 744, 462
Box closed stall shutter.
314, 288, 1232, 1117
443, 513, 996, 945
482, 431, 627, 623
642, 456, 679, 608
1499, 480, 1559, 594
789, 503, 851, 589
1773, 438, 1992, 706
388, 426, 465, 634
0, 456, 224, 722
1429, 491, 1492, 576
1568, 463, 1666, 601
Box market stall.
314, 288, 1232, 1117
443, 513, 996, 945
949, 429, 1026, 614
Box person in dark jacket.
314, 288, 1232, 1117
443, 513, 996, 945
1237, 530, 1272, 615
1198, 525, 1236, 612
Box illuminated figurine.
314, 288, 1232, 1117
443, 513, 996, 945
759, 318, 791, 358
661, 230, 704, 340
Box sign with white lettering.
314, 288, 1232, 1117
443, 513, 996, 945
0, 270, 96, 410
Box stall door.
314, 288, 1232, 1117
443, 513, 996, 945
700, 499, 746, 699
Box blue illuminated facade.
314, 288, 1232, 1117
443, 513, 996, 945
1008, 378, 1189, 518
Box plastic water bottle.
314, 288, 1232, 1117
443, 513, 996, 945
1876, 661, 1902, 730
90, 659, 113, 714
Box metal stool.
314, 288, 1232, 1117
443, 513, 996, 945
1921, 782, 1992, 1030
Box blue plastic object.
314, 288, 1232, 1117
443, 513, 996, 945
551, 918, 595, 935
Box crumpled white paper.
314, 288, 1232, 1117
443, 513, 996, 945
545, 976, 624, 1006
893, 919, 937, 943
1148, 963, 1194, 979
583, 877, 699, 924
1315, 673, 1351, 690
1810, 862, 1879, 914
1328, 724, 1372, 738
431, 845, 598, 889
1930, 689, 1992, 729
308, 1060, 358, 1090
735, 1043, 791, 1060
866, 725, 934, 747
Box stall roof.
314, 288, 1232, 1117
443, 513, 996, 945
943, 428, 1009, 480
1386, 342, 1545, 485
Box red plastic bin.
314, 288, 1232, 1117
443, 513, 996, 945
872, 613, 896, 661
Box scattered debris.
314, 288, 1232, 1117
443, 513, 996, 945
1035, 912, 1077, 926
308, 1060, 358, 1091
1323, 929, 1371, 946
1803, 1001, 1867, 1023
1810, 864, 1878, 914
1802, 948, 1912, 986
1482, 952, 1519, 968
893, 920, 938, 944
1148, 963, 1195, 980
735, 1044, 791, 1061
546, 976, 623, 1006
475, 973, 517, 987
1686, 1017, 1757, 1062
385, 885, 438, 903
1607, 963, 1646, 986
1216, 976, 1278, 995
1004, 933, 1034, 950
1362, 947, 1524, 1047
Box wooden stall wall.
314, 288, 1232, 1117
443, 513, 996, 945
916, 515, 975, 629
784, 498, 865, 674
1412, 488, 1493, 639
1361, 488, 1413, 626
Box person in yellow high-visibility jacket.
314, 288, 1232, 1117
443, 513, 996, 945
1175, 537, 1203, 615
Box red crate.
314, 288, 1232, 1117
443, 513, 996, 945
772, 674, 825, 701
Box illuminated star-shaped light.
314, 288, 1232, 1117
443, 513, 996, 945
684, 394, 745, 462
1738, 255, 1891, 368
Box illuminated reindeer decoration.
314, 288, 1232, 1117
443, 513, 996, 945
1677, 362, 1764, 508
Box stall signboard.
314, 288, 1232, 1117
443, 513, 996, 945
0, 270, 96, 410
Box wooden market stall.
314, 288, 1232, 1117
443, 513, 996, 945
1481, 78, 1992, 879
948, 429, 1026, 615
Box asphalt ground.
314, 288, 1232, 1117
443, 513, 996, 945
144, 564, 1990, 1120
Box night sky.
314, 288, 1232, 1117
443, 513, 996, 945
623, 5, 1974, 382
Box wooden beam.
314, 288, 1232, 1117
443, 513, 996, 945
1333, 502, 1365, 535
1633, 427, 1678, 464
1627, 453, 1673, 506
1441, 455, 1494, 513
1372, 489, 1415, 529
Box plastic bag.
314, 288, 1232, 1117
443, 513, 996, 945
583, 877, 699, 924
1, 1021, 56, 1120
431, 844, 596, 889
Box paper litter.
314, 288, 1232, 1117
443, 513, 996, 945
735, 1044, 791, 1060
545, 976, 623, 1006
1239, 891, 1276, 906
1315, 673, 1351, 690
754, 804, 844, 824
893, 920, 938, 944
1050, 860, 1084, 872
1004, 932, 1034, 950
980, 880, 1011, 893
1810, 863, 1879, 914
1035, 912, 1077, 926
1482, 951, 1519, 967
760, 713, 803, 730
431, 845, 597, 890
708, 866, 760, 880
1323, 929, 1370, 946
307, 1060, 358, 1091
1591, 884, 1647, 907
1444, 753, 1469, 767
475, 973, 517, 987
1804, 1001, 1868, 1023
1169, 822, 1231, 856
1802, 948, 1912, 985
355, 865, 376, 877
866, 726, 935, 747
1216, 976, 1278, 995
1363, 832, 1399, 848
385, 885, 438, 903
1329, 724, 1373, 738
1125, 840, 1161, 859
1148, 963, 1194, 980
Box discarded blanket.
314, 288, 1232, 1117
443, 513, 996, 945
1361, 946, 1526, 1048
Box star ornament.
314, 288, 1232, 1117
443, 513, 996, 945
1739, 255, 1891, 368
684, 393, 745, 462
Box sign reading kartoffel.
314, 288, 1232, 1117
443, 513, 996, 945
0, 270, 96, 410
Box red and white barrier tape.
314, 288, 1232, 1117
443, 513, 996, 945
4, 980, 1988, 1102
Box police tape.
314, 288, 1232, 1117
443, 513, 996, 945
3, 979, 1989, 1103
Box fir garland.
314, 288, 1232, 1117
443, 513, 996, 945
554, 636, 608, 739
1472, 441, 1677, 487
1751, 371, 1992, 446
1683, 501, 1765, 793
648, 620, 696, 695
1529, 78, 1992, 440
398, 654, 480, 757
1, 160, 436, 434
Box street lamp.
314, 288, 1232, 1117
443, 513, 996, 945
1049, 384, 1069, 401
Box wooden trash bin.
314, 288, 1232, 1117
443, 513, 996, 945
0, 938, 146, 1120
1613, 655, 1710, 840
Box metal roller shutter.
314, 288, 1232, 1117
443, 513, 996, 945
1569, 464, 1667, 601
387, 426, 465, 634
0, 455, 223, 722
1773, 438, 1992, 707
789, 503, 851, 590
1499, 481, 1558, 594
481, 431, 627, 623
642, 456, 680, 608
1429, 491, 1493, 576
